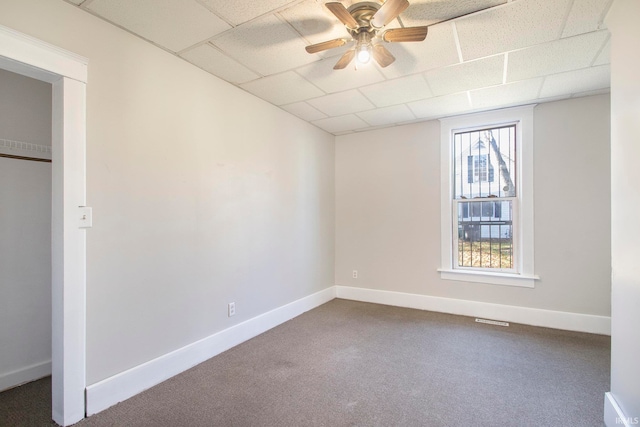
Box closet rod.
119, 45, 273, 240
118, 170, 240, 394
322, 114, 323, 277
0, 153, 51, 163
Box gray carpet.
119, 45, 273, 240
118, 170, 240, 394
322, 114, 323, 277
0, 375, 55, 427
1, 299, 610, 426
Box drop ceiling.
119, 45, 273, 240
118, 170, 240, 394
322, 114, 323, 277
65, 0, 612, 135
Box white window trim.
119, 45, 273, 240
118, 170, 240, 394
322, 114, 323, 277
439, 106, 539, 288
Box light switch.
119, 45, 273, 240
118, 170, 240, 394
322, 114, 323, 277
79, 206, 93, 228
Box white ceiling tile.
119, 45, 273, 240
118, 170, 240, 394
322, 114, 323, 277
240, 72, 325, 105
307, 90, 375, 117
507, 31, 609, 82
425, 54, 504, 96
456, 0, 573, 61
296, 55, 386, 93
561, 0, 612, 38
360, 74, 433, 107
86, 0, 230, 52
378, 22, 461, 79
281, 101, 328, 122
212, 14, 317, 76
180, 44, 259, 84
312, 114, 369, 134
402, 0, 507, 27
279, 0, 350, 45
357, 104, 416, 126
198, 0, 293, 26
593, 38, 611, 66
539, 66, 610, 99
67, 0, 85, 4
469, 79, 543, 110
407, 92, 471, 119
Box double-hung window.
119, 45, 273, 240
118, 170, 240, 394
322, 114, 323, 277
439, 106, 538, 287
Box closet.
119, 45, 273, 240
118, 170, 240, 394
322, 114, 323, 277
0, 68, 52, 391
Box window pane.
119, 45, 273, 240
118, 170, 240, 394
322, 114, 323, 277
457, 200, 513, 269
453, 125, 516, 199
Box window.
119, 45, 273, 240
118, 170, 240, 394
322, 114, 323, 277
469, 154, 491, 183
439, 106, 537, 288
454, 126, 515, 271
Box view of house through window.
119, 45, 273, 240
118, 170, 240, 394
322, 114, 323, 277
453, 125, 516, 270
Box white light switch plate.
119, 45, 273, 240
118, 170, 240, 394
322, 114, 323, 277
79, 206, 93, 228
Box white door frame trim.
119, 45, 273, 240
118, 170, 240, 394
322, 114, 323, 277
0, 25, 88, 426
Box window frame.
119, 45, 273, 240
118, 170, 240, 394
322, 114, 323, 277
438, 106, 538, 288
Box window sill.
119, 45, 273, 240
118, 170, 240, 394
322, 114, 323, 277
437, 268, 539, 288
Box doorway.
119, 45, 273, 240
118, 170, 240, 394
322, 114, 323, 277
0, 24, 87, 426
0, 68, 53, 395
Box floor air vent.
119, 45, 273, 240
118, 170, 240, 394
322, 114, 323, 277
475, 318, 509, 327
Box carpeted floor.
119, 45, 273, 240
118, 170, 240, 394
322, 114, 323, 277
1, 299, 610, 427
0, 375, 56, 427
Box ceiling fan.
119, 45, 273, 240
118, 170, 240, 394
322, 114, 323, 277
305, 0, 429, 70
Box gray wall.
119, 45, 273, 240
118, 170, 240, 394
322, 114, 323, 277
607, 0, 640, 421
0, 68, 51, 145
335, 94, 611, 317
0, 0, 335, 386
0, 69, 52, 390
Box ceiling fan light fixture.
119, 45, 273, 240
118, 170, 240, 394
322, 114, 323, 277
355, 31, 372, 64
356, 44, 371, 64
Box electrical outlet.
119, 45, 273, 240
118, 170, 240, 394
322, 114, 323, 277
352, 270, 358, 279
228, 302, 236, 317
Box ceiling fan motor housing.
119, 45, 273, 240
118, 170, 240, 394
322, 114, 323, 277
347, 2, 382, 29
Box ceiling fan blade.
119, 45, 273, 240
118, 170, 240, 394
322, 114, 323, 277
305, 38, 348, 54
371, 0, 410, 28
382, 26, 429, 43
334, 49, 356, 70
325, 2, 359, 29
372, 44, 396, 68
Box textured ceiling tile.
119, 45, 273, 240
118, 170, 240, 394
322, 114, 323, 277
593, 38, 611, 66
307, 90, 375, 116
357, 104, 416, 126
561, 0, 611, 38
407, 92, 471, 119
240, 72, 325, 105
87, 0, 231, 52
425, 54, 504, 96
67, 0, 85, 4
296, 55, 386, 93
281, 101, 328, 122
279, 0, 349, 45
290, 2, 354, 61
539, 66, 610, 99
456, 0, 573, 61
402, 0, 507, 27
378, 22, 460, 79
507, 31, 609, 82
212, 15, 319, 76
360, 74, 433, 107
198, 0, 294, 26
469, 79, 543, 110
180, 44, 259, 84
312, 115, 369, 134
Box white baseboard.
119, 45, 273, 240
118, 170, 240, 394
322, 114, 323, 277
85, 286, 336, 416
605, 392, 638, 427
336, 286, 611, 335
0, 360, 52, 392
